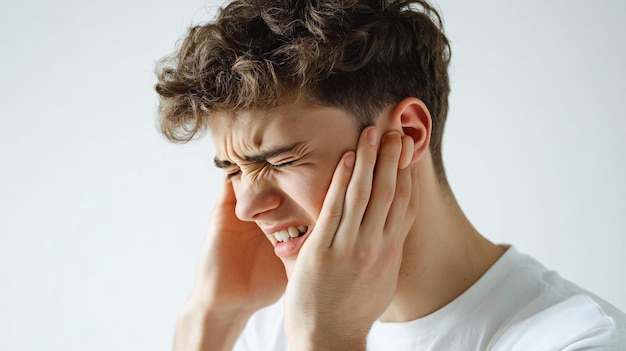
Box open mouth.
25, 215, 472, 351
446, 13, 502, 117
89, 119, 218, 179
271, 226, 308, 243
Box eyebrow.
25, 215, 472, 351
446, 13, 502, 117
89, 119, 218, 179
213, 142, 303, 169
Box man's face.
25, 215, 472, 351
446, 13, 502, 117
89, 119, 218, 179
211, 101, 360, 274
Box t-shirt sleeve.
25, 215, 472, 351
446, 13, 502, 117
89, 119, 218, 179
492, 295, 626, 350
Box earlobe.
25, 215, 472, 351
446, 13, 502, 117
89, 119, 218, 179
391, 98, 432, 165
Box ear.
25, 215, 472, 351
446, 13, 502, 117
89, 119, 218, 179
386, 97, 432, 165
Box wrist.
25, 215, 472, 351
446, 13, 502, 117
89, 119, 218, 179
180, 293, 254, 326
175, 300, 252, 351
184, 288, 257, 320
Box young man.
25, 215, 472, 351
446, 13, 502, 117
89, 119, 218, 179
155, 0, 626, 350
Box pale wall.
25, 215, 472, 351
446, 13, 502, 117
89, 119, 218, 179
1, 0, 624, 350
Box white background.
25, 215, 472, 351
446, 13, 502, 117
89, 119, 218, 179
1, 0, 624, 350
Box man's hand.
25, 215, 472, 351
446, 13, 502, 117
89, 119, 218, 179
283, 127, 418, 350
174, 178, 287, 351
190, 178, 286, 313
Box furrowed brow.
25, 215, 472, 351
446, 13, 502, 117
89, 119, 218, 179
242, 142, 302, 163
212, 142, 302, 169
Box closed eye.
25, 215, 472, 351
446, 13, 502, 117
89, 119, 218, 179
272, 160, 296, 169
227, 159, 296, 179
227, 169, 241, 178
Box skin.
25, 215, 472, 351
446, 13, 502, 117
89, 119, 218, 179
174, 97, 505, 351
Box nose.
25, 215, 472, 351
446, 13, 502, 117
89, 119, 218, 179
233, 177, 281, 221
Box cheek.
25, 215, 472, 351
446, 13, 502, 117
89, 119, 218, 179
277, 165, 336, 219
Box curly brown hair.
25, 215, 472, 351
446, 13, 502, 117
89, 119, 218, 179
155, 0, 451, 181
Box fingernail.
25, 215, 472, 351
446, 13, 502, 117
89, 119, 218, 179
344, 153, 355, 168
367, 128, 378, 146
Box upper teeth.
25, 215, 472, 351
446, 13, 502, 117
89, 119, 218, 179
272, 226, 307, 242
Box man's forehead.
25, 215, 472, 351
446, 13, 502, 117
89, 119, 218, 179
210, 102, 345, 163
209, 103, 321, 138
209, 110, 300, 161
208, 100, 357, 148
209, 113, 273, 148
209, 108, 281, 132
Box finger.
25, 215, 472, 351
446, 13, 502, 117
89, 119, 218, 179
398, 134, 414, 169
334, 127, 379, 245
383, 135, 415, 239
360, 132, 403, 237
384, 164, 413, 240
216, 175, 237, 207
306, 151, 356, 250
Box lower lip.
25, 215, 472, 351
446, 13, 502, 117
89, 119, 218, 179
274, 230, 311, 258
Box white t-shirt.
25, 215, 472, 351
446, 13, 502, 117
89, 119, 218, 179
233, 247, 626, 350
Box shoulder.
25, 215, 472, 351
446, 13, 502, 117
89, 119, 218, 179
489, 247, 626, 350
492, 294, 626, 350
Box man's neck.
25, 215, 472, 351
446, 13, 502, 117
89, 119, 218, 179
379, 161, 506, 323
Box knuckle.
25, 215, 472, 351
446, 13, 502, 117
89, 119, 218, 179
395, 183, 411, 200
326, 206, 344, 219
363, 153, 377, 168
386, 238, 404, 255
379, 187, 395, 203
356, 247, 378, 266
394, 174, 412, 199
406, 201, 419, 217
351, 188, 371, 206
